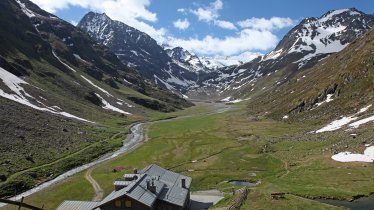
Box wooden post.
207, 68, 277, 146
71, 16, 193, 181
18, 197, 24, 210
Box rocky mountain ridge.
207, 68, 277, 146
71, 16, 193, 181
78, 9, 374, 99
192, 8, 374, 98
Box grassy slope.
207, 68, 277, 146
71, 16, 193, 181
6, 102, 374, 209
0, 2, 373, 209
0, 0, 192, 197
243, 28, 374, 122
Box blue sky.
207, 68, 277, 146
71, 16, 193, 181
31, 0, 374, 60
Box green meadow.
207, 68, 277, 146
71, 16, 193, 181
2, 102, 373, 209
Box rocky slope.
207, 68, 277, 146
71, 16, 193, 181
165, 47, 210, 73
0, 0, 192, 197
78, 12, 205, 93
194, 8, 374, 98
246, 26, 374, 128
1, 0, 192, 116
78, 9, 373, 99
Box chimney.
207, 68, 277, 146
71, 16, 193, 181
147, 179, 157, 194
133, 168, 138, 174
181, 178, 186, 189
150, 179, 156, 193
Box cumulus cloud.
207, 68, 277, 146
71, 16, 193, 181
30, 0, 166, 42
167, 29, 278, 56
214, 20, 237, 30
173, 18, 190, 30
30, 0, 292, 57
238, 17, 296, 31
189, 0, 236, 30
190, 0, 223, 22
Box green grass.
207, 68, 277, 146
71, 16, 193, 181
1, 172, 93, 210
2, 102, 374, 209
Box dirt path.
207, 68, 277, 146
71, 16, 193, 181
0, 102, 232, 208
82, 102, 233, 202
85, 168, 104, 201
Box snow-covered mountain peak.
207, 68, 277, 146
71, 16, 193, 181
167, 47, 195, 61
319, 8, 362, 22
79, 8, 373, 97
264, 8, 373, 66
165, 47, 212, 73
192, 8, 374, 98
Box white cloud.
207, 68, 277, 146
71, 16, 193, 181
190, 0, 222, 22
30, 0, 166, 43
189, 0, 236, 31
29, 0, 291, 57
173, 18, 190, 30
177, 8, 185, 13
214, 20, 237, 30
167, 29, 278, 56
191, 7, 217, 22
238, 17, 296, 31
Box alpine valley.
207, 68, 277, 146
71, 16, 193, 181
0, 0, 374, 209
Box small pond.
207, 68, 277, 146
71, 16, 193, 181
317, 195, 374, 210
228, 180, 261, 187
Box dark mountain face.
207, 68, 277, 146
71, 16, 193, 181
0, 0, 192, 114
0, 0, 194, 198
78, 13, 201, 93
193, 8, 374, 97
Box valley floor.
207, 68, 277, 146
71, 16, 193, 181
1, 101, 374, 210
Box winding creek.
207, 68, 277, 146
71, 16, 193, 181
0, 102, 232, 208
1, 102, 374, 210
0, 123, 145, 208
1, 102, 374, 209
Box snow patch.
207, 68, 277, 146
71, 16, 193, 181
130, 50, 138, 56
123, 78, 133, 85
320, 9, 350, 22
262, 49, 283, 61
349, 115, 374, 128
52, 51, 77, 72
154, 75, 176, 91
0, 67, 93, 123
95, 93, 131, 115
221, 97, 231, 102
220, 96, 242, 104
332, 146, 374, 163
81, 75, 113, 97
16, 0, 36, 18
289, 14, 351, 65
315, 104, 372, 133
316, 94, 334, 107
230, 99, 243, 104
117, 98, 134, 108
